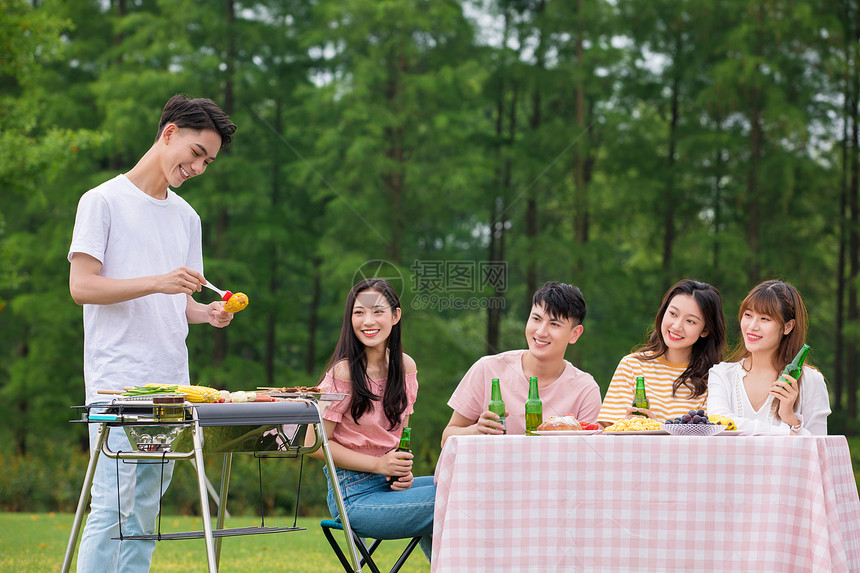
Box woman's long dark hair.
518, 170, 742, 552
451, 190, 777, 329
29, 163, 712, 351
323, 279, 407, 430
636, 279, 727, 398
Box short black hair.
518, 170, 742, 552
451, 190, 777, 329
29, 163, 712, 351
532, 281, 587, 325
156, 94, 237, 149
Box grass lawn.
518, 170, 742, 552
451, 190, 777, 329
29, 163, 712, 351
0, 513, 431, 572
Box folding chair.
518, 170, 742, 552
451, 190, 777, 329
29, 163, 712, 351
320, 518, 421, 573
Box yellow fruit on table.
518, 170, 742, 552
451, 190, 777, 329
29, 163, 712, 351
708, 414, 736, 431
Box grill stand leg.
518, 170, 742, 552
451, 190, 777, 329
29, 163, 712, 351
312, 407, 362, 573
192, 421, 218, 573
61, 423, 108, 573
215, 452, 233, 565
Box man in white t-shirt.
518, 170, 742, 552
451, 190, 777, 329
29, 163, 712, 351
68, 94, 237, 573
441, 282, 601, 447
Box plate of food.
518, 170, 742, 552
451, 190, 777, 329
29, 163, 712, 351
535, 415, 599, 434
534, 429, 602, 436
602, 418, 666, 434
662, 423, 725, 436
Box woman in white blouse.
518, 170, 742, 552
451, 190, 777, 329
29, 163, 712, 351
707, 280, 830, 435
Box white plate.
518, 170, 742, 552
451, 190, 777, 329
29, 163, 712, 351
719, 430, 751, 436
604, 430, 668, 435
534, 430, 602, 436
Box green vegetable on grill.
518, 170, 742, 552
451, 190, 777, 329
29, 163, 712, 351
121, 385, 180, 396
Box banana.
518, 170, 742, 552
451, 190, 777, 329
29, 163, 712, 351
708, 414, 737, 431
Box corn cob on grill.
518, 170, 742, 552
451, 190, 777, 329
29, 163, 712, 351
142, 383, 222, 403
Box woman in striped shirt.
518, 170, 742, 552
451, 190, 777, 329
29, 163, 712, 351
599, 279, 727, 425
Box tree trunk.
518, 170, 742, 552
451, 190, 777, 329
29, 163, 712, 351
487, 82, 505, 355
526, 0, 545, 310
15, 341, 28, 456
746, 96, 762, 285
848, 71, 859, 419
573, 0, 588, 255
834, 49, 850, 415
745, 5, 764, 286
109, 0, 127, 172
305, 257, 322, 375
487, 14, 516, 355
835, 0, 860, 417
662, 44, 681, 280
712, 148, 724, 273
265, 99, 282, 384
212, 0, 237, 367
382, 46, 406, 265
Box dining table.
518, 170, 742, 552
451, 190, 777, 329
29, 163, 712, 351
432, 433, 860, 572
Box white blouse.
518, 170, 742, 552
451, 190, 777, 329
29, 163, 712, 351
707, 361, 830, 435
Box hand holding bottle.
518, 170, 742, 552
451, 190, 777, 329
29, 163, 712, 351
631, 376, 650, 417
771, 372, 800, 422
475, 410, 507, 435
388, 470, 414, 491
624, 406, 657, 420
377, 449, 413, 480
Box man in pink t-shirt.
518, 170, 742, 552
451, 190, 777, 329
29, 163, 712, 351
442, 282, 601, 446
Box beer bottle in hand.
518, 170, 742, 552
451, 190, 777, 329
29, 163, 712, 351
488, 378, 506, 434
779, 344, 810, 385
397, 427, 412, 452
631, 376, 649, 416
525, 377, 542, 435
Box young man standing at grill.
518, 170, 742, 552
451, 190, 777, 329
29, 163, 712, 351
68, 94, 237, 572
441, 281, 602, 446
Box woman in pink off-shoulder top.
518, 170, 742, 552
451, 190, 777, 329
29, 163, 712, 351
304, 278, 434, 561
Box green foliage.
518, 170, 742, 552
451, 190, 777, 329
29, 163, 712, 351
1, 0, 857, 513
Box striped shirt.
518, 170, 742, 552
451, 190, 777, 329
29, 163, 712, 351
598, 353, 707, 424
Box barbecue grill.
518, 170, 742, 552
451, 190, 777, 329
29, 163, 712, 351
62, 396, 364, 573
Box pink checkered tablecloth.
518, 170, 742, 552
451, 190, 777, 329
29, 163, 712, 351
432, 435, 860, 572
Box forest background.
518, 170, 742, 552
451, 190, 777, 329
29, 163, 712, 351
3, 0, 860, 516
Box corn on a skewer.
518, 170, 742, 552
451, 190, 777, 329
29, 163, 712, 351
143, 383, 221, 403
224, 292, 249, 313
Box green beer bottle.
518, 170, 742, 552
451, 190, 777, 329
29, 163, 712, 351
525, 377, 542, 435
488, 378, 506, 434
397, 427, 411, 452
779, 344, 810, 385
631, 376, 649, 416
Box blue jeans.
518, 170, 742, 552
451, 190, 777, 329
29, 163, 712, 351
324, 466, 436, 561
76, 425, 174, 573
